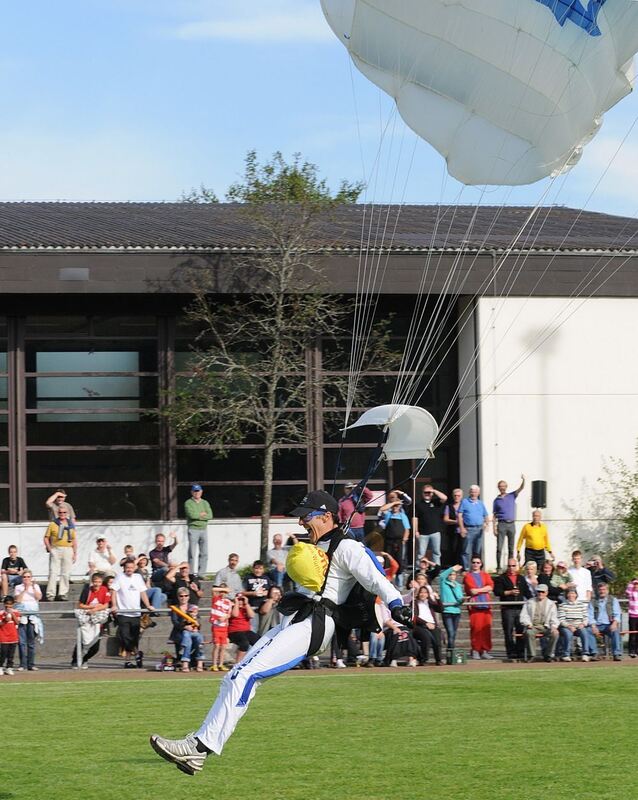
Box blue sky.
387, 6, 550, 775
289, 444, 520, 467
1, 0, 637, 216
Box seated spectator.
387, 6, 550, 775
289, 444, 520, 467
367, 600, 387, 667
551, 560, 576, 600
0, 595, 20, 675
522, 560, 539, 597
258, 586, 283, 636
88, 537, 117, 577
228, 593, 258, 662
13, 571, 42, 671
135, 554, 165, 608
119, 544, 137, 568
149, 532, 179, 585
493, 559, 531, 662
267, 534, 295, 588
243, 561, 272, 632
589, 582, 623, 661
382, 609, 418, 668
72, 572, 110, 668
412, 585, 443, 665
626, 577, 638, 659
1, 545, 27, 596
170, 591, 204, 673
587, 555, 616, 592
214, 553, 243, 598
538, 560, 563, 602
557, 587, 591, 662
520, 583, 559, 662
209, 584, 233, 672
165, 562, 203, 606
439, 564, 464, 655
464, 557, 494, 660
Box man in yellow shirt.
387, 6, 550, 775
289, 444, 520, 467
43, 507, 77, 601
516, 510, 552, 570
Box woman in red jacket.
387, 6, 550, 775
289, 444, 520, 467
463, 556, 494, 659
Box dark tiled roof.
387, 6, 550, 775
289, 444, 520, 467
0, 202, 637, 252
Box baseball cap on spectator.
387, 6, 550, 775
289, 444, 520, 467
557, 561, 568, 569
290, 490, 339, 518
344, 481, 357, 489
191, 484, 203, 492
537, 583, 549, 593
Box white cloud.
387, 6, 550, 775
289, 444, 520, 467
172, 1, 333, 44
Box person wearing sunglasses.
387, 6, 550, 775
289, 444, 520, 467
43, 506, 77, 601
150, 489, 412, 775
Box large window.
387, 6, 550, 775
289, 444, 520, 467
0, 318, 7, 519
23, 316, 160, 520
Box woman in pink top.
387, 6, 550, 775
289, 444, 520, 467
13, 571, 42, 671
626, 578, 638, 658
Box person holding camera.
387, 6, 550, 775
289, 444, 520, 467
227, 593, 258, 662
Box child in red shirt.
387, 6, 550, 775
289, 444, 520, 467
209, 584, 232, 672
0, 595, 20, 675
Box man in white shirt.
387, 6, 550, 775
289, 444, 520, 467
88, 537, 117, 577
111, 558, 154, 668
568, 550, 593, 603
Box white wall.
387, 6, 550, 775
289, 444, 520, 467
0, 518, 302, 580
472, 295, 638, 568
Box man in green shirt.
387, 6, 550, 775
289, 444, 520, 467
184, 484, 213, 577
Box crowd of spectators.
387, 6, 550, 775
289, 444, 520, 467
1, 479, 637, 673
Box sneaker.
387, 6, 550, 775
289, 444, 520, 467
407, 657, 418, 667
613, 655, 622, 662
28, 666, 39, 671
581, 655, 590, 662
630, 653, 636, 658
389, 660, 398, 668
560, 656, 572, 662
149, 733, 208, 776
219, 664, 229, 672
335, 659, 347, 669
124, 661, 136, 669
135, 651, 144, 669
5, 668, 14, 676
209, 665, 219, 672
0, 667, 4, 676
72, 665, 80, 670
480, 652, 493, 660
16, 667, 24, 672
472, 651, 481, 660
81, 663, 89, 670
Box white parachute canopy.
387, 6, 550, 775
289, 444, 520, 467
344, 404, 438, 461
320, 0, 638, 185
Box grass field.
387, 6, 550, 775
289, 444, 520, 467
4, 666, 636, 800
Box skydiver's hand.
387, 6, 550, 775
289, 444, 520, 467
390, 605, 413, 628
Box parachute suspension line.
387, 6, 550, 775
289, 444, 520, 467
433, 104, 638, 446
342, 426, 389, 534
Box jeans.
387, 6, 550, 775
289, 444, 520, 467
496, 521, 516, 570
558, 625, 590, 658
442, 613, 460, 650
462, 526, 483, 570
180, 630, 204, 662
369, 632, 385, 662
18, 622, 36, 669
187, 527, 208, 575
591, 623, 622, 657
269, 569, 285, 588
349, 527, 365, 542
417, 532, 441, 565
146, 587, 165, 608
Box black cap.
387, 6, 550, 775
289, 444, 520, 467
290, 490, 339, 518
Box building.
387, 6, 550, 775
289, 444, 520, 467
1, 202, 637, 573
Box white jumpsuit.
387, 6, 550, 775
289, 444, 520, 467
195, 533, 403, 754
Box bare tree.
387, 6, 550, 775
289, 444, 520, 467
164, 151, 394, 557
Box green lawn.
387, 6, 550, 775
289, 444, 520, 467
4, 666, 635, 800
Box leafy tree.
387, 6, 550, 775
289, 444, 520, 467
179, 184, 219, 204
571, 444, 638, 593
165, 151, 393, 558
